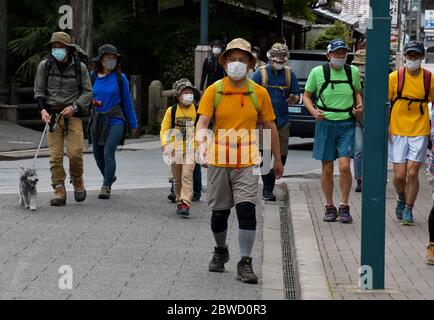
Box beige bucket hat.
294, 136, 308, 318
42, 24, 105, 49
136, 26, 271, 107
218, 38, 255, 66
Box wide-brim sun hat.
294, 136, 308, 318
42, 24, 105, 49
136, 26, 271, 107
92, 44, 122, 63
218, 38, 255, 67
45, 32, 76, 52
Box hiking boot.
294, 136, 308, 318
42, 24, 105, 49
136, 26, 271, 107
50, 184, 66, 207
355, 179, 362, 193
323, 205, 338, 222
176, 203, 190, 218
70, 176, 86, 202
339, 205, 353, 224
192, 192, 201, 202
209, 246, 230, 272
401, 207, 414, 226
236, 257, 258, 284
98, 186, 111, 199
168, 192, 176, 203
426, 242, 434, 265
262, 189, 276, 201
396, 200, 405, 221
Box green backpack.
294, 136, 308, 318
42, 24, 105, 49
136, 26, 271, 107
212, 79, 260, 111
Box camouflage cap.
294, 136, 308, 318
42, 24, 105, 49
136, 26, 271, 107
267, 43, 289, 61
173, 78, 195, 97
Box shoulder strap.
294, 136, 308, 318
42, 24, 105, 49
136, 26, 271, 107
344, 65, 353, 87
116, 72, 124, 109
90, 71, 98, 85
259, 66, 268, 87
194, 104, 199, 127
44, 57, 54, 92
247, 79, 259, 111
213, 79, 224, 109
72, 53, 83, 94
284, 66, 292, 88
397, 66, 406, 98
423, 69, 432, 101
317, 63, 331, 103
170, 104, 178, 129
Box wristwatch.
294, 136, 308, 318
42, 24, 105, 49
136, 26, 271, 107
70, 102, 79, 113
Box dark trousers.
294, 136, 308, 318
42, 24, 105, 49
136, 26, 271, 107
193, 163, 202, 194
261, 155, 287, 194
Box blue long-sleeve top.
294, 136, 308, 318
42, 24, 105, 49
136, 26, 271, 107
92, 71, 139, 129
252, 64, 300, 129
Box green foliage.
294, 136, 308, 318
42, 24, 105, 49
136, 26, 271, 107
313, 21, 352, 50
8, 0, 131, 85
93, 6, 130, 49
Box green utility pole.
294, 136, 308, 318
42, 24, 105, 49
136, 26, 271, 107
360, 0, 392, 290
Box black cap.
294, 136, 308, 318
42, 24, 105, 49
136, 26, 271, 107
92, 44, 121, 62
252, 46, 261, 55
404, 41, 425, 55
211, 39, 224, 49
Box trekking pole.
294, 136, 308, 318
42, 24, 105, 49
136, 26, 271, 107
31, 121, 50, 169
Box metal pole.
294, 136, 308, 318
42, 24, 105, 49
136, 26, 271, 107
276, 0, 284, 40
397, 0, 403, 53
360, 0, 392, 290
200, 0, 209, 45
417, 0, 422, 41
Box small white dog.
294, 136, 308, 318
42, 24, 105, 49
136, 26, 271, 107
19, 167, 39, 211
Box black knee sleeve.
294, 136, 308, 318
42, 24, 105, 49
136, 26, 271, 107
211, 210, 230, 233
236, 202, 256, 230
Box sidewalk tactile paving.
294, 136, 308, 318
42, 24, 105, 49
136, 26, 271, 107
300, 171, 434, 300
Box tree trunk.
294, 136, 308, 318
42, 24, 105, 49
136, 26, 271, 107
70, 0, 94, 57
0, 0, 8, 89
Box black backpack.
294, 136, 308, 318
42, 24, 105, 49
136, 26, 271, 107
170, 103, 199, 129
316, 63, 356, 118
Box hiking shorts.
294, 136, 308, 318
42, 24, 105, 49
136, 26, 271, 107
207, 165, 258, 211
313, 119, 355, 161
388, 135, 429, 164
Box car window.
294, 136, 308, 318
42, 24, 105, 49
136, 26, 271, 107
287, 60, 325, 80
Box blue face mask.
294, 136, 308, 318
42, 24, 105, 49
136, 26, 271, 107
52, 48, 67, 61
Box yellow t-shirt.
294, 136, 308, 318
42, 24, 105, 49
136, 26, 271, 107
160, 103, 197, 153
388, 68, 434, 136
198, 77, 276, 168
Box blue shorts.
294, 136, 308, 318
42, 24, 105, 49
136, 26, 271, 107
313, 119, 355, 161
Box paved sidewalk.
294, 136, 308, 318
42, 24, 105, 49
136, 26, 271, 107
287, 169, 434, 300
0, 188, 269, 300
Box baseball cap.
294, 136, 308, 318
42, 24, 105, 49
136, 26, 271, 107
327, 39, 349, 53
404, 41, 425, 55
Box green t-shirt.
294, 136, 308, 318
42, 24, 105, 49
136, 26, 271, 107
305, 64, 362, 121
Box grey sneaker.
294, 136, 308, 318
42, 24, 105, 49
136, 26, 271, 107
339, 205, 353, 224
209, 246, 230, 272
236, 257, 258, 284
98, 186, 111, 199
323, 205, 338, 222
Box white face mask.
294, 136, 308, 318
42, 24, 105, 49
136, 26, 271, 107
181, 93, 194, 105
406, 59, 422, 71
273, 62, 285, 70
330, 56, 347, 69
212, 47, 222, 55
226, 61, 248, 81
